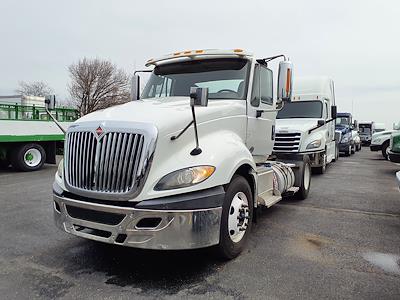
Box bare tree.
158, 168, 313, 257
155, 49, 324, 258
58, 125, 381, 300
68, 58, 131, 115
16, 81, 53, 97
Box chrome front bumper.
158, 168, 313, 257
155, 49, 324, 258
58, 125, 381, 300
53, 194, 222, 250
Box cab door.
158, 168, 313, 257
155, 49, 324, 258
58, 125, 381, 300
246, 64, 275, 159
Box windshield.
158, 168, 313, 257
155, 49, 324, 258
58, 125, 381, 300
336, 117, 350, 127
359, 125, 371, 134
277, 101, 322, 119
141, 58, 250, 100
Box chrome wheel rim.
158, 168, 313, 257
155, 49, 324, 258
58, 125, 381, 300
228, 192, 249, 243
24, 148, 41, 167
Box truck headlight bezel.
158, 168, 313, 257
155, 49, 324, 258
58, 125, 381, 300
154, 165, 215, 191
306, 139, 322, 150
57, 159, 64, 179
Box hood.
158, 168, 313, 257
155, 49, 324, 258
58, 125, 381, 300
76, 97, 245, 135
335, 126, 351, 135
372, 130, 396, 138
275, 118, 321, 133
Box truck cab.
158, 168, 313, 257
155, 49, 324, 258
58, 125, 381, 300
52, 49, 312, 259
335, 112, 356, 156
359, 121, 375, 145
274, 77, 337, 174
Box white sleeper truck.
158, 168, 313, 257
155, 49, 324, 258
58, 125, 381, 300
273, 77, 337, 174
52, 49, 312, 259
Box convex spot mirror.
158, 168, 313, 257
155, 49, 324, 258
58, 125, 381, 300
190, 87, 209, 107
318, 119, 326, 126
45, 95, 56, 110
277, 60, 293, 103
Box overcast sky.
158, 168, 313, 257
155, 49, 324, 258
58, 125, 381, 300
1, 0, 399, 128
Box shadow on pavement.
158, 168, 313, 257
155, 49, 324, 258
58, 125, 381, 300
37, 239, 223, 294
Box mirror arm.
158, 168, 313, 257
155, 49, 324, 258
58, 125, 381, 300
45, 107, 66, 134
256, 107, 283, 118
308, 118, 335, 134
170, 120, 194, 141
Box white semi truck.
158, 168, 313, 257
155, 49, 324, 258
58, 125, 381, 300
273, 77, 337, 174
52, 49, 312, 259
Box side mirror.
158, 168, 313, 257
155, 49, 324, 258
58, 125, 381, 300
131, 75, 140, 101
318, 119, 326, 126
277, 60, 293, 102
190, 87, 208, 107
44, 95, 56, 110
331, 105, 337, 119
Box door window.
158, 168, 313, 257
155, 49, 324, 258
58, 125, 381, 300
251, 64, 273, 107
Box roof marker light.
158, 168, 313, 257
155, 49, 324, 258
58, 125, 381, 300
233, 49, 244, 53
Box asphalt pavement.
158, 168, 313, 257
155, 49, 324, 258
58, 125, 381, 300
0, 149, 399, 299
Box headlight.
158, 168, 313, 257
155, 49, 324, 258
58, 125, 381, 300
341, 133, 351, 143
155, 166, 215, 190
306, 139, 321, 149
57, 159, 64, 179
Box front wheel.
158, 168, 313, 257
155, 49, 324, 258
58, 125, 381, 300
296, 156, 311, 200
381, 141, 389, 160
345, 145, 351, 156
313, 153, 326, 175
217, 175, 253, 260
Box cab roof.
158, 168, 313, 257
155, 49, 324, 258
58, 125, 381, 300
145, 49, 252, 67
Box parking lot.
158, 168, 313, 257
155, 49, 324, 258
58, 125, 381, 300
0, 149, 399, 299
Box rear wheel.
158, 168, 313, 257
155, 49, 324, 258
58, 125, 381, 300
381, 141, 389, 160
11, 143, 46, 171
217, 175, 253, 260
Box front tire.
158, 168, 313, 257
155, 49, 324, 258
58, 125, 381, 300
313, 153, 326, 175
381, 141, 389, 160
217, 175, 253, 260
296, 156, 311, 200
11, 143, 46, 171
345, 145, 351, 156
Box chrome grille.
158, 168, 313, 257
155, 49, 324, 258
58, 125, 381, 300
65, 131, 145, 194
273, 132, 301, 152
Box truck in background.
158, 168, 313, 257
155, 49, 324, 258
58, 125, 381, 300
370, 121, 400, 159
0, 95, 78, 171
274, 77, 337, 174
388, 131, 400, 163
335, 112, 357, 156
52, 49, 313, 259
359, 121, 375, 146
352, 119, 361, 151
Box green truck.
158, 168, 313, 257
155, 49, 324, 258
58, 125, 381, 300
388, 131, 400, 164
0, 96, 78, 171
